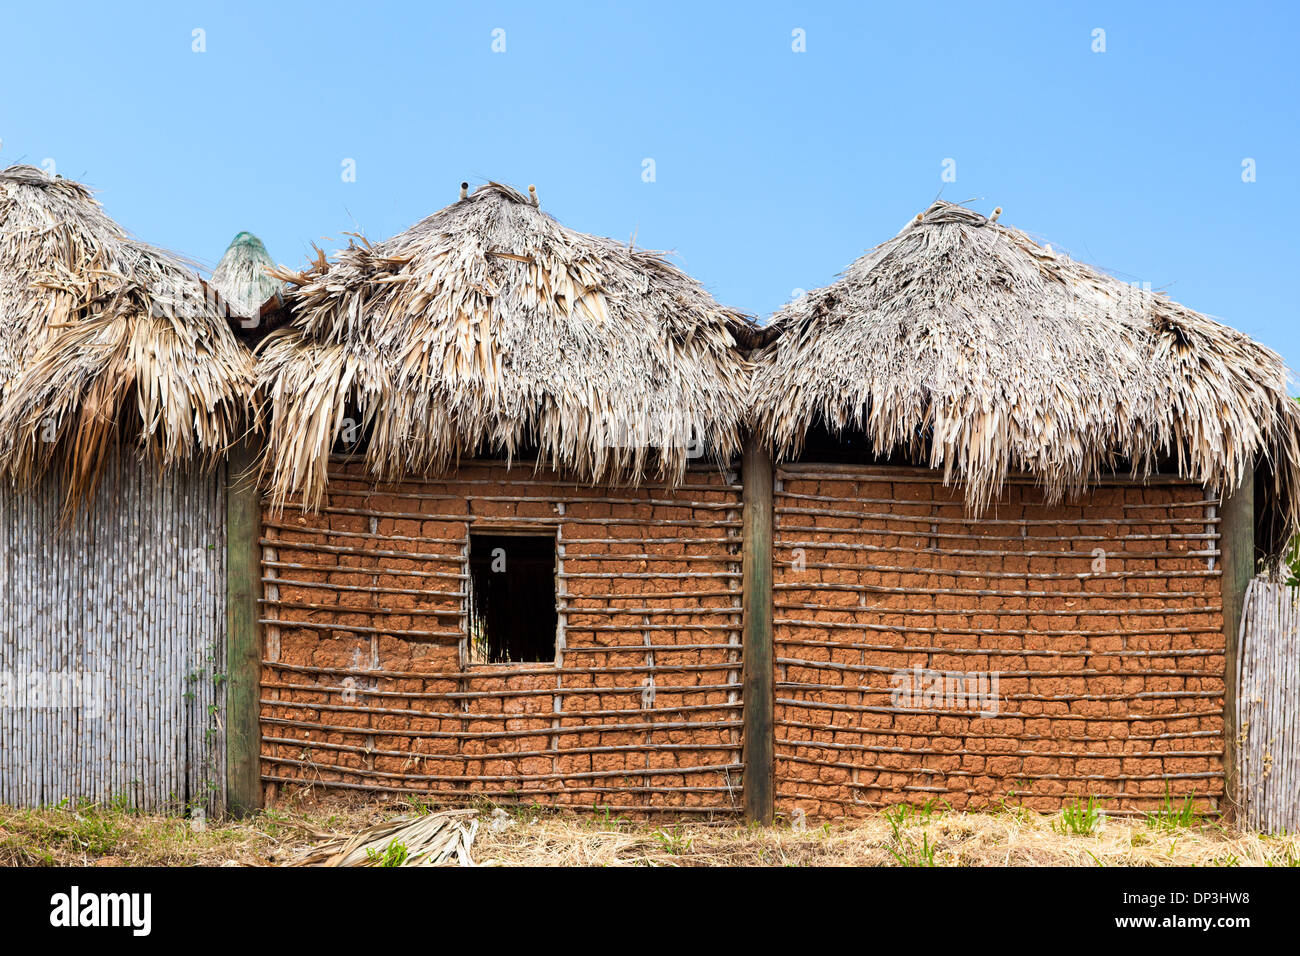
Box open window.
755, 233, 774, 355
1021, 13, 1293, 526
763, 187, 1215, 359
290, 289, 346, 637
466, 532, 559, 664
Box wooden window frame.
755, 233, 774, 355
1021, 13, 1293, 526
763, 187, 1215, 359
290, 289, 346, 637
460, 522, 562, 669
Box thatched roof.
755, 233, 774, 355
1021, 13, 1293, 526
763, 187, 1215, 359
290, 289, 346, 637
0, 165, 255, 502
211, 231, 280, 320
750, 200, 1300, 556
258, 181, 754, 508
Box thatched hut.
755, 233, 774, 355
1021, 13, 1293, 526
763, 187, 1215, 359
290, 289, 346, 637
253, 182, 756, 813
748, 200, 1300, 818
0, 165, 255, 814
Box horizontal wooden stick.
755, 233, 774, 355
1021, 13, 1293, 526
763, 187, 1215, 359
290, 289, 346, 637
776, 579, 1214, 602
772, 536, 1218, 562
262, 536, 463, 565
260, 617, 461, 640
773, 501, 1218, 529
260, 713, 742, 740
261, 773, 744, 808
263, 575, 464, 600
297, 500, 742, 529
774, 655, 1218, 680
768, 552, 1220, 581
775, 488, 1219, 511
263, 557, 465, 583
775, 736, 1220, 760
264, 677, 741, 708
261, 598, 459, 619
773, 515, 1218, 545
263, 734, 740, 763
262, 656, 736, 687
261, 753, 743, 785
773, 696, 1221, 721
774, 680, 1221, 703
775, 714, 1219, 744
772, 618, 1222, 642
777, 751, 1218, 783
769, 590, 1220, 615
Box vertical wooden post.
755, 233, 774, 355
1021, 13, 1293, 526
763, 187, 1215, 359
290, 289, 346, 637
1220, 467, 1254, 818
226, 436, 263, 816
741, 437, 774, 824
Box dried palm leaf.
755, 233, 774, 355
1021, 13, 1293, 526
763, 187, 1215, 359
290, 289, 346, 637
289, 809, 479, 867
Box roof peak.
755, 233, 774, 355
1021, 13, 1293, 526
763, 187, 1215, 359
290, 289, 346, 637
0, 164, 92, 199
912, 200, 1002, 229
458, 180, 539, 208
224, 231, 270, 253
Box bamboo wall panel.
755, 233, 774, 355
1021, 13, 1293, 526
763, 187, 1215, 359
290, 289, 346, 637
260, 460, 744, 815
772, 464, 1225, 817
1235, 575, 1300, 833
0, 457, 227, 815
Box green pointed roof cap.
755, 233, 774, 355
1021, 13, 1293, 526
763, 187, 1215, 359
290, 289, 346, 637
212, 231, 279, 318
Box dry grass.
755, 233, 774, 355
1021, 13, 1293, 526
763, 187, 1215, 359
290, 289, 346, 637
3, 799, 1298, 867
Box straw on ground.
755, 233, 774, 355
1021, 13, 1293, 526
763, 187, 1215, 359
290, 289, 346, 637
2, 800, 1297, 867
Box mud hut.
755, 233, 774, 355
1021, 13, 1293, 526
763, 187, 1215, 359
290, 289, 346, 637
747, 200, 1300, 819
252, 181, 757, 814
0, 165, 255, 814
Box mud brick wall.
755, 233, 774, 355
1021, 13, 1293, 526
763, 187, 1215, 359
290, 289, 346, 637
259, 460, 744, 815
773, 464, 1225, 818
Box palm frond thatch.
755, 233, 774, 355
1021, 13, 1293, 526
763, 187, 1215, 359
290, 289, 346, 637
211, 231, 280, 319
258, 181, 754, 508
0, 164, 255, 504
289, 809, 480, 867
750, 200, 1300, 558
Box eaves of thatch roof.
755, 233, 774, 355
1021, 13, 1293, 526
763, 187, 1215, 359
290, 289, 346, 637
258, 181, 757, 508
750, 200, 1300, 561
0, 164, 256, 505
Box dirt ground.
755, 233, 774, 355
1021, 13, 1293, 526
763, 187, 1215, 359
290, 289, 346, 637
2, 796, 1297, 867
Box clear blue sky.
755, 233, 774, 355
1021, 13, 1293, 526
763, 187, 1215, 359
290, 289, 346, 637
2, 1, 1297, 370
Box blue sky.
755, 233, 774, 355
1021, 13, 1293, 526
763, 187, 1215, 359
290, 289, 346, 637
2, 1, 1297, 369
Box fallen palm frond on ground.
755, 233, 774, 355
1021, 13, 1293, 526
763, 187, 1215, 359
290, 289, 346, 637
2, 800, 1298, 867
288, 809, 478, 867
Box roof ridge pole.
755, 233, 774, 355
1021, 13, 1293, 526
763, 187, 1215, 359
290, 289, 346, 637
741, 433, 775, 824
225, 435, 264, 816
1220, 464, 1255, 823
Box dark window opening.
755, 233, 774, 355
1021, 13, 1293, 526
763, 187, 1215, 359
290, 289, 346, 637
467, 533, 558, 664
794, 419, 1190, 480
792, 420, 923, 466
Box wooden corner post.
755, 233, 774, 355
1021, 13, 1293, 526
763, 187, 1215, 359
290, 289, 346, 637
1219, 467, 1254, 818
741, 437, 775, 824
226, 436, 263, 816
